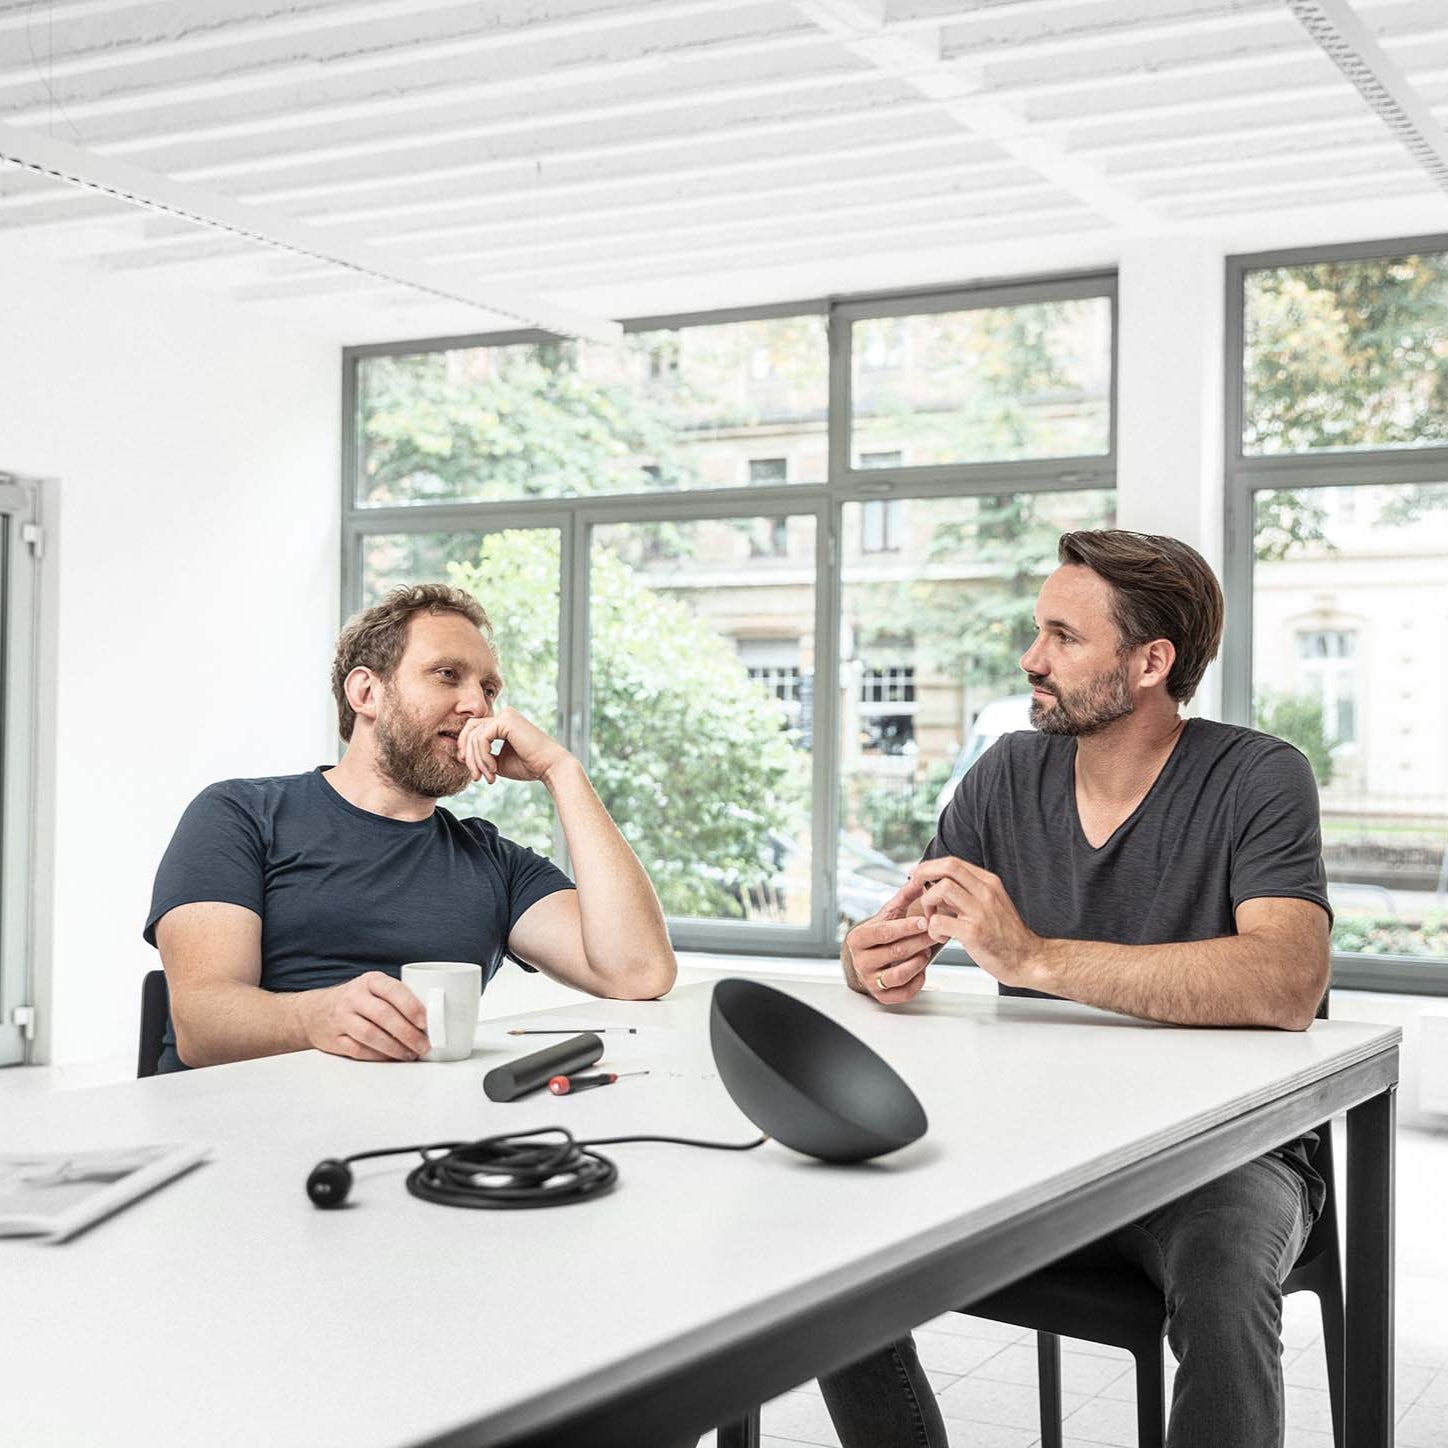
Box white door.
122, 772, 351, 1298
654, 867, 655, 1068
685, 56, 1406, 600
0, 476, 44, 1066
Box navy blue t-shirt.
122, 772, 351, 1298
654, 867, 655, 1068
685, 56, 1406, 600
144, 768, 574, 1070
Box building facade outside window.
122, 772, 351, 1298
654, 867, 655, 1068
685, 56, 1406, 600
345, 274, 1116, 952
1296, 629, 1358, 747
1227, 237, 1448, 992
747, 459, 790, 557
858, 450, 904, 554
858, 664, 918, 755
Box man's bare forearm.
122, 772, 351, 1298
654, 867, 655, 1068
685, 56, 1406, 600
1029, 933, 1326, 1031
544, 758, 676, 998
171, 980, 312, 1068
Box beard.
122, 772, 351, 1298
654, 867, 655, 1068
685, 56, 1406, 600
374, 687, 472, 799
1028, 655, 1136, 737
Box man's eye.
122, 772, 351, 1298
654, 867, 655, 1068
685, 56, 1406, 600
438, 669, 457, 681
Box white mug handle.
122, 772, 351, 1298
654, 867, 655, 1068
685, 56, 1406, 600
425, 987, 447, 1051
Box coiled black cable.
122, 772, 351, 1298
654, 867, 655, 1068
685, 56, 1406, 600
342, 1126, 768, 1210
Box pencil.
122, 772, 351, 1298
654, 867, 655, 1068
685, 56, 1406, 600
506, 1027, 639, 1035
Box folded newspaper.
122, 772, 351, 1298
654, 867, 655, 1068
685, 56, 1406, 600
0, 1144, 208, 1242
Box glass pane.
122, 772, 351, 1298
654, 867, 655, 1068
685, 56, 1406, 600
590, 515, 816, 924
838, 488, 1116, 935
1252, 483, 1448, 967
1243, 252, 1448, 456
359, 528, 561, 854
850, 297, 1112, 468
356, 315, 828, 506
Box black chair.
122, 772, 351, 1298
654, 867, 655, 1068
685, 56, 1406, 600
137, 969, 169, 1078
963, 1020, 1344, 1448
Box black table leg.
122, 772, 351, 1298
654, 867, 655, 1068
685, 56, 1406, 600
717, 1408, 761, 1448
1345, 1087, 1395, 1448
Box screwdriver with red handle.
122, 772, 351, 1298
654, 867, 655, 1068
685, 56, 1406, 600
547, 1069, 649, 1095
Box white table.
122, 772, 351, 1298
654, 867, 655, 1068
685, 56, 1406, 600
6, 977, 1400, 1447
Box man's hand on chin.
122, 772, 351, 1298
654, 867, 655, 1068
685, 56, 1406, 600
911, 856, 1051, 992
456, 708, 571, 786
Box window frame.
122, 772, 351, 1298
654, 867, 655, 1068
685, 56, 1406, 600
342, 270, 1118, 957
1223, 233, 1448, 997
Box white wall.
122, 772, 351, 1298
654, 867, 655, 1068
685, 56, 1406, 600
1114, 239, 1227, 718
0, 243, 340, 1065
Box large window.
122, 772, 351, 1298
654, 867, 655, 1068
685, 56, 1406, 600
355, 316, 828, 507
345, 275, 1116, 954
589, 515, 816, 926
848, 292, 1113, 469
1228, 238, 1448, 993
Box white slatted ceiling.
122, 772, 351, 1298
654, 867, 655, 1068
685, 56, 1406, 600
0, 0, 1444, 334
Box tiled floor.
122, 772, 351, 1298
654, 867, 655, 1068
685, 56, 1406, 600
703, 1123, 1448, 1448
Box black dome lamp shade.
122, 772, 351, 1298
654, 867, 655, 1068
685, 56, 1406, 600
709, 978, 928, 1163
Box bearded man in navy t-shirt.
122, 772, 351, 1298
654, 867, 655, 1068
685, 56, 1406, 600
146, 583, 676, 1072
820, 530, 1333, 1448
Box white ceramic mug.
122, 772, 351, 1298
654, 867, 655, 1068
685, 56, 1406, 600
400, 961, 483, 1063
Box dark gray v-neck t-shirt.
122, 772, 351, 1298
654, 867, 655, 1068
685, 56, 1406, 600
928, 717, 1331, 960
927, 717, 1332, 1210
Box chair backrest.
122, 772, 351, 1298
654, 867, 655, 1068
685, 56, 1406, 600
137, 970, 169, 1078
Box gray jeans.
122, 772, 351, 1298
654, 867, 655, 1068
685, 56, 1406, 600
817, 1151, 1314, 1448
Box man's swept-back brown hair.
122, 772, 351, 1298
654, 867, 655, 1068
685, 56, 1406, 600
331, 583, 491, 742
1056, 530, 1224, 704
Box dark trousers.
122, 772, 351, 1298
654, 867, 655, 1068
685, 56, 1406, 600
817, 1151, 1314, 1448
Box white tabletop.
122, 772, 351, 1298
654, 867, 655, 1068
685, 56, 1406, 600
6, 976, 1400, 1447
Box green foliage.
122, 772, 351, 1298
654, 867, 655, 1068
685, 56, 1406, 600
1375, 482, 1448, 528
450, 534, 803, 919
1253, 489, 1332, 563
850, 763, 952, 862
1244, 254, 1448, 454
853, 300, 1110, 464
358, 343, 696, 504
1331, 913, 1448, 957
1253, 691, 1335, 787
1245, 255, 1448, 558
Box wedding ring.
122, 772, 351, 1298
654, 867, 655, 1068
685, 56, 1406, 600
875, 974, 886, 992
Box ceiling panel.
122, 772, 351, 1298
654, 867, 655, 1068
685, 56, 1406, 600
0, 0, 1444, 336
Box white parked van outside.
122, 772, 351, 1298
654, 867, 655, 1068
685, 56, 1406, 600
934, 693, 1035, 816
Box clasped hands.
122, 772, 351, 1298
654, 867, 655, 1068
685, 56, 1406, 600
847, 857, 1046, 1005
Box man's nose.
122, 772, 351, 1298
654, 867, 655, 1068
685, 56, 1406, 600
1019, 640, 1045, 675
458, 686, 493, 717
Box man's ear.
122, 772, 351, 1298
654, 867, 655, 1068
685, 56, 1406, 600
1137, 638, 1176, 691
344, 666, 383, 726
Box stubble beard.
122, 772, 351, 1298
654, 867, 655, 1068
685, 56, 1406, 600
374, 687, 472, 799
1029, 654, 1136, 737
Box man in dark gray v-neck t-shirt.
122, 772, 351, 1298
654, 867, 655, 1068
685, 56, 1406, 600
928, 716, 1330, 1206
932, 714, 1329, 985
820, 531, 1334, 1448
